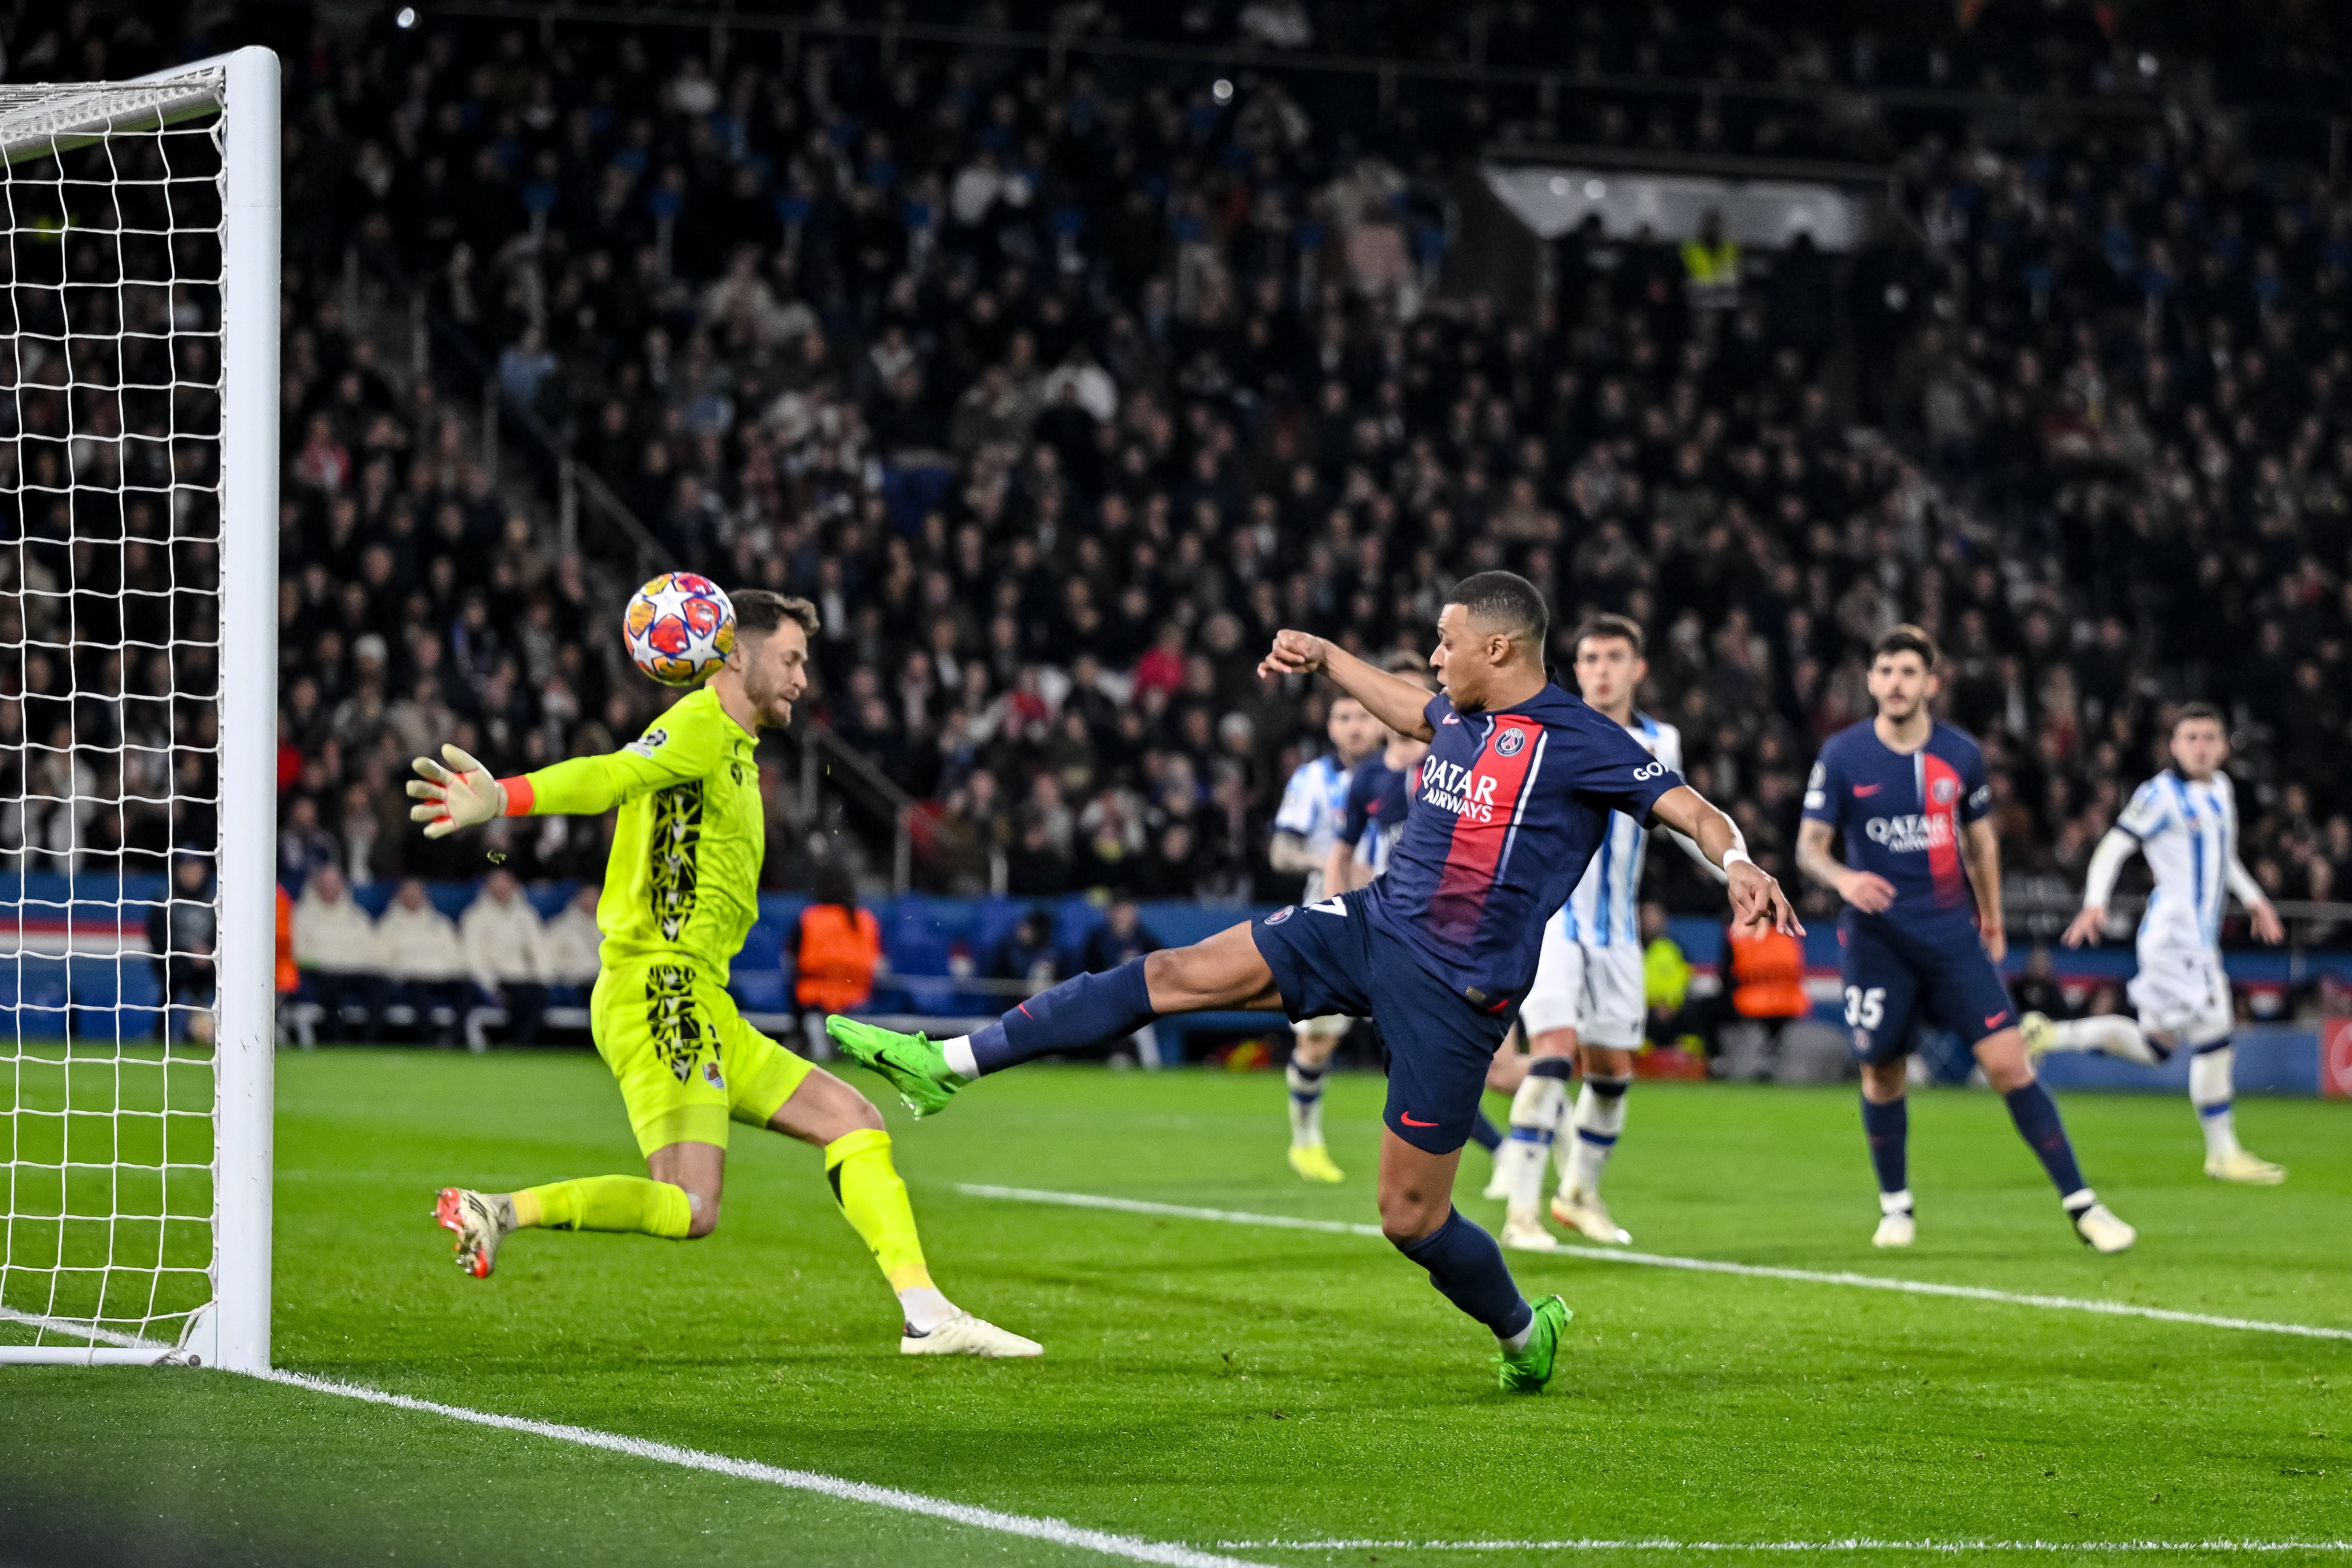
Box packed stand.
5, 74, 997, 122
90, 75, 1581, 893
14, 2, 2352, 954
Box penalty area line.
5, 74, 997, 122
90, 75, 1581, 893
953, 1184, 2352, 1345
249, 1367, 1268, 1568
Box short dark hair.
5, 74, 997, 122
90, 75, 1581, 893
1444, 571, 1549, 651
1872, 623, 1939, 670
732, 588, 819, 638
1573, 613, 1645, 659
2172, 700, 2225, 733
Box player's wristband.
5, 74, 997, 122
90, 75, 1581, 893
497, 776, 534, 816
1721, 847, 1754, 871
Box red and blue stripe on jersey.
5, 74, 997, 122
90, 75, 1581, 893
1801, 720, 1991, 925
1362, 687, 1686, 1003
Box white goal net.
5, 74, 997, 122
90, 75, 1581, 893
0, 49, 277, 1369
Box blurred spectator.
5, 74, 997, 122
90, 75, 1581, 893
1082, 894, 1161, 972
461, 870, 552, 1044
292, 863, 387, 1043
1638, 900, 1706, 1052
990, 907, 1060, 991
377, 879, 469, 1044
2009, 946, 2073, 1023
544, 884, 604, 1001
145, 856, 216, 1044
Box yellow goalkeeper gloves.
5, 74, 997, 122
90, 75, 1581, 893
406, 744, 508, 838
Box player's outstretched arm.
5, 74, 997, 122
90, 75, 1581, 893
2225, 853, 2287, 944
2063, 825, 2141, 947
1649, 784, 1802, 936
407, 721, 715, 836
1961, 817, 2007, 961
1796, 818, 1895, 915
1257, 630, 1436, 741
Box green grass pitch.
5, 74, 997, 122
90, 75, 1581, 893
4, 1048, 2349, 1566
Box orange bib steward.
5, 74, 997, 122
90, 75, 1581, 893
794, 903, 882, 1013
1727, 924, 1808, 1019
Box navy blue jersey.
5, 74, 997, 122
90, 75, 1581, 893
1801, 720, 1991, 927
1337, 751, 1414, 877
1361, 687, 1687, 1003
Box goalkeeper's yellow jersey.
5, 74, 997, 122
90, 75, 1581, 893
516, 685, 763, 981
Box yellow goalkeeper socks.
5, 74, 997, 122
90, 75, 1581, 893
512, 1176, 693, 1239
823, 1128, 933, 1293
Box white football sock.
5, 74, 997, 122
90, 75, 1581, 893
1560, 1076, 1630, 1198
1879, 1187, 1913, 1217
2190, 1043, 2239, 1158
1286, 1054, 1327, 1146
1497, 1314, 1536, 1354
1504, 1073, 1566, 1220
897, 1285, 955, 1334
940, 1035, 980, 1080
2048, 1016, 2160, 1065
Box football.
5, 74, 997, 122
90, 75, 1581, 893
622, 572, 735, 686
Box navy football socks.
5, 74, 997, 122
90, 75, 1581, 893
1398, 1207, 1534, 1341
1859, 1094, 1908, 1200
1468, 1110, 1503, 1152
2002, 1081, 2088, 1201
966, 960, 1157, 1075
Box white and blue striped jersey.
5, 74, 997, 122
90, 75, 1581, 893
1549, 714, 1683, 949
2116, 769, 2238, 949
1273, 752, 1355, 903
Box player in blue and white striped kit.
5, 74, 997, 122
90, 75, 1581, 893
2042, 702, 2288, 1184
1493, 616, 1723, 1250
1268, 692, 1381, 1182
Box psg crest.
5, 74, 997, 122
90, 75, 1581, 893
1265, 906, 1295, 925
1931, 776, 1957, 804
1494, 728, 1526, 757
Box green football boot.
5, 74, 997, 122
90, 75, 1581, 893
1495, 1294, 1573, 1394
825, 1016, 967, 1117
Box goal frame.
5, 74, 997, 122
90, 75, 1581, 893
0, 46, 278, 1370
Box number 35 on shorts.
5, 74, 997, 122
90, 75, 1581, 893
1843, 986, 1886, 1031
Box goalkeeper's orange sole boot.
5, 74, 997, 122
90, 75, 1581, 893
433, 1187, 511, 1279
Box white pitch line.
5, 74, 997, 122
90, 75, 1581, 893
252, 1367, 1268, 1568
954, 1184, 2352, 1345
0, 1304, 170, 1348
1211, 1541, 2352, 1555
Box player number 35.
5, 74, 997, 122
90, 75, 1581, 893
1843, 986, 1886, 1030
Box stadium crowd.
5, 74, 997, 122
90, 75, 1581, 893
13, 3, 2352, 944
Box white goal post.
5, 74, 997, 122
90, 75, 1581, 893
0, 47, 277, 1369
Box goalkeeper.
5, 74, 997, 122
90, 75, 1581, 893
408, 588, 1038, 1358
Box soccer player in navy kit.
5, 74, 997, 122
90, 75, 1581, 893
1795, 626, 2136, 1254
831, 573, 1800, 1393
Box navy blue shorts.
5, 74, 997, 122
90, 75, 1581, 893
1250, 888, 1512, 1154
1839, 911, 2017, 1065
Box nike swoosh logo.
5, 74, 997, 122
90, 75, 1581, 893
1399, 1113, 1438, 1127
1853, 784, 1882, 796
1984, 1011, 2009, 1029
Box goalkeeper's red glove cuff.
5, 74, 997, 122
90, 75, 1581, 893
498, 776, 535, 816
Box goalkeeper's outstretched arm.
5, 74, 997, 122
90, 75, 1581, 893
408, 732, 710, 837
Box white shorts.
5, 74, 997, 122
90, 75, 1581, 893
1519, 923, 1645, 1049
2127, 939, 2233, 1046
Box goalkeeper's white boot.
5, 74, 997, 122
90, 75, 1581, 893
433, 1187, 514, 1280
900, 1311, 1042, 1358
2071, 1200, 2136, 1254
2205, 1148, 2287, 1185
1551, 1184, 1631, 1246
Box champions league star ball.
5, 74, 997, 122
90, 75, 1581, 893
624, 573, 736, 685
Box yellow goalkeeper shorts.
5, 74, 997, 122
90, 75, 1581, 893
590, 960, 813, 1156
